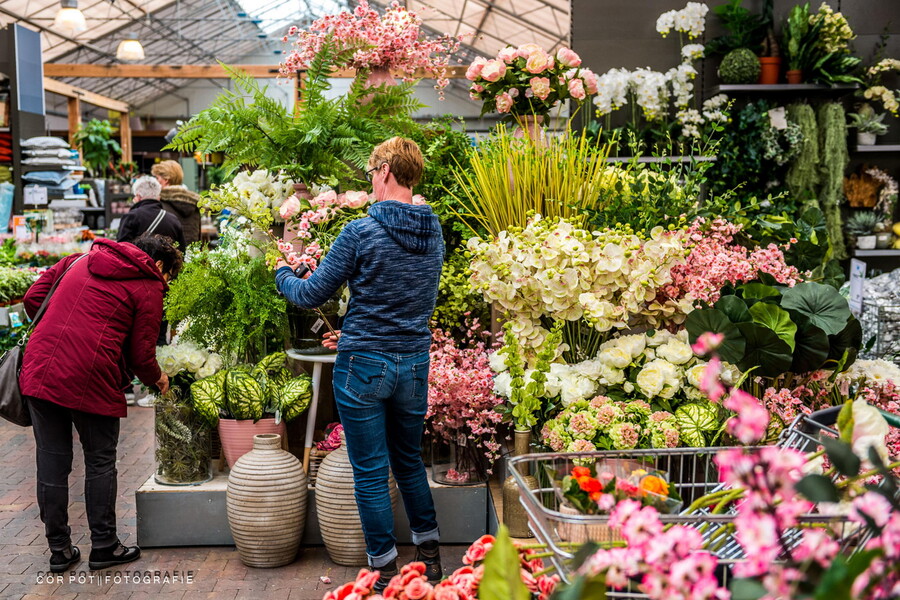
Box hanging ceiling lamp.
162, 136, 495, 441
116, 32, 145, 61
53, 0, 87, 35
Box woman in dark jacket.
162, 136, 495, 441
20, 235, 182, 573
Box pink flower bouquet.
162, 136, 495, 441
280, 0, 462, 91
466, 44, 599, 117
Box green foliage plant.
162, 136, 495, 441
0, 266, 36, 304
705, 0, 771, 56
685, 279, 862, 378
497, 321, 563, 431
154, 390, 212, 484
190, 351, 312, 426
432, 246, 489, 335
72, 119, 122, 179
847, 108, 889, 135
450, 124, 612, 237
165, 232, 287, 364
167, 35, 422, 189
846, 211, 879, 237
817, 102, 849, 260
782, 3, 861, 85
782, 3, 822, 73
719, 48, 762, 84
785, 103, 820, 203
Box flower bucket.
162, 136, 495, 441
154, 400, 213, 485
218, 417, 287, 469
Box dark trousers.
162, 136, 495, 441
27, 396, 121, 551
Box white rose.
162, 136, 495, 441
158, 354, 181, 377
686, 363, 708, 389
636, 359, 679, 399
184, 349, 209, 373
598, 346, 632, 370
489, 350, 508, 373
493, 372, 512, 398
851, 399, 890, 468
656, 340, 694, 365
203, 353, 224, 374
597, 364, 625, 386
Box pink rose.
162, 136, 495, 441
412, 194, 427, 205
433, 581, 471, 600
354, 568, 380, 593
463, 535, 494, 565
495, 92, 514, 113
278, 195, 301, 219
556, 47, 582, 67
465, 57, 487, 81
342, 190, 370, 209
582, 69, 599, 94
497, 46, 518, 63
480, 59, 507, 82
568, 78, 586, 100
472, 84, 484, 92
313, 189, 337, 207
403, 578, 433, 600
525, 50, 551, 74
517, 43, 542, 59
529, 76, 551, 100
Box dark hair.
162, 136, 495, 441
132, 234, 184, 279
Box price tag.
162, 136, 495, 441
849, 259, 866, 317
311, 318, 325, 334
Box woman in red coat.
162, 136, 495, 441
20, 234, 182, 573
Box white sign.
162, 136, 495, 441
849, 259, 866, 317
24, 185, 48, 206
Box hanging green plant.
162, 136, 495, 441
817, 102, 849, 260
785, 103, 820, 203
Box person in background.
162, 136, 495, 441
276, 137, 444, 592
117, 175, 186, 251
152, 160, 201, 247
117, 175, 184, 348
20, 234, 182, 573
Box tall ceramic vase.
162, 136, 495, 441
512, 114, 546, 144
315, 431, 399, 566
226, 434, 308, 568
502, 429, 537, 538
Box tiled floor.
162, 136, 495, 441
0, 407, 467, 600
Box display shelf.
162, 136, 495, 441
78, 206, 105, 213
853, 145, 900, 153
853, 249, 900, 257
710, 83, 858, 94
0, 127, 9, 132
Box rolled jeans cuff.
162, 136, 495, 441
368, 545, 398, 569
411, 526, 440, 546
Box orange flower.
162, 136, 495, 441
639, 475, 669, 497
571, 466, 591, 479
588, 491, 602, 502
578, 477, 602, 494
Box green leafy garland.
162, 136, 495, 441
785, 103, 820, 203
817, 102, 849, 260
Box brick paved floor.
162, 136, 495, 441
0, 407, 467, 600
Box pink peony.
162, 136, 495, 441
313, 189, 337, 207
497, 46, 518, 63
480, 59, 507, 82
342, 190, 370, 209
568, 78, 586, 100
582, 69, 599, 94
517, 43, 542, 59
495, 92, 514, 113
465, 57, 487, 81
529, 76, 551, 100
556, 47, 582, 67
525, 50, 553, 74
279, 195, 301, 219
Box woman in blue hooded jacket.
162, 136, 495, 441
276, 137, 443, 590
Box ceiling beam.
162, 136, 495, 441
44, 64, 470, 79
43, 77, 130, 113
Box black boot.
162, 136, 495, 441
89, 541, 141, 570
49, 545, 81, 573
372, 559, 399, 593
414, 540, 442, 582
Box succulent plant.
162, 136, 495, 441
846, 211, 880, 237
719, 48, 762, 84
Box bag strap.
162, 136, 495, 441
20, 253, 89, 345
145, 208, 167, 236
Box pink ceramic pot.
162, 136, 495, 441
218, 418, 287, 468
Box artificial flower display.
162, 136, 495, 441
280, 0, 462, 92
157, 341, 225, 381
199, 168, 295, 232
466, 44, 598, 116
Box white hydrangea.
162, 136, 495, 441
489, 350, 508, 373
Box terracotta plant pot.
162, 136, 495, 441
226, 434, 307, 567
785, 69, 803, 84
218, 417, 287, 469
758, 57, 781, 84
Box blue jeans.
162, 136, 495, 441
333, 350, 439, 568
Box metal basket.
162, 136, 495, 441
860, 301, 900, 362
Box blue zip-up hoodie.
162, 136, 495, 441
276, 200, 444, 353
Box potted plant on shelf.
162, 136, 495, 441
705, 0, 774, 83
72, 119, 122, 179
846, 212, 878, 250
191, 351, 312, 468
718, 47, 761, 84
860, 58, 900, 120
848, 103, 889, 146
782, 3, 818, 83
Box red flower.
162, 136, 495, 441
462, 535, 495, 565
578, 476, 602, 494
403, 577, 434, 600
433, 580, 474, 600
352, 568, 380, 593
571, 466, 591, 479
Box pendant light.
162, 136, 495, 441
53, 0, 87, 35
116, 32, 145, 61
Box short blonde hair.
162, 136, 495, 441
368, 137, 423, 189
151, 160, 184, 185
